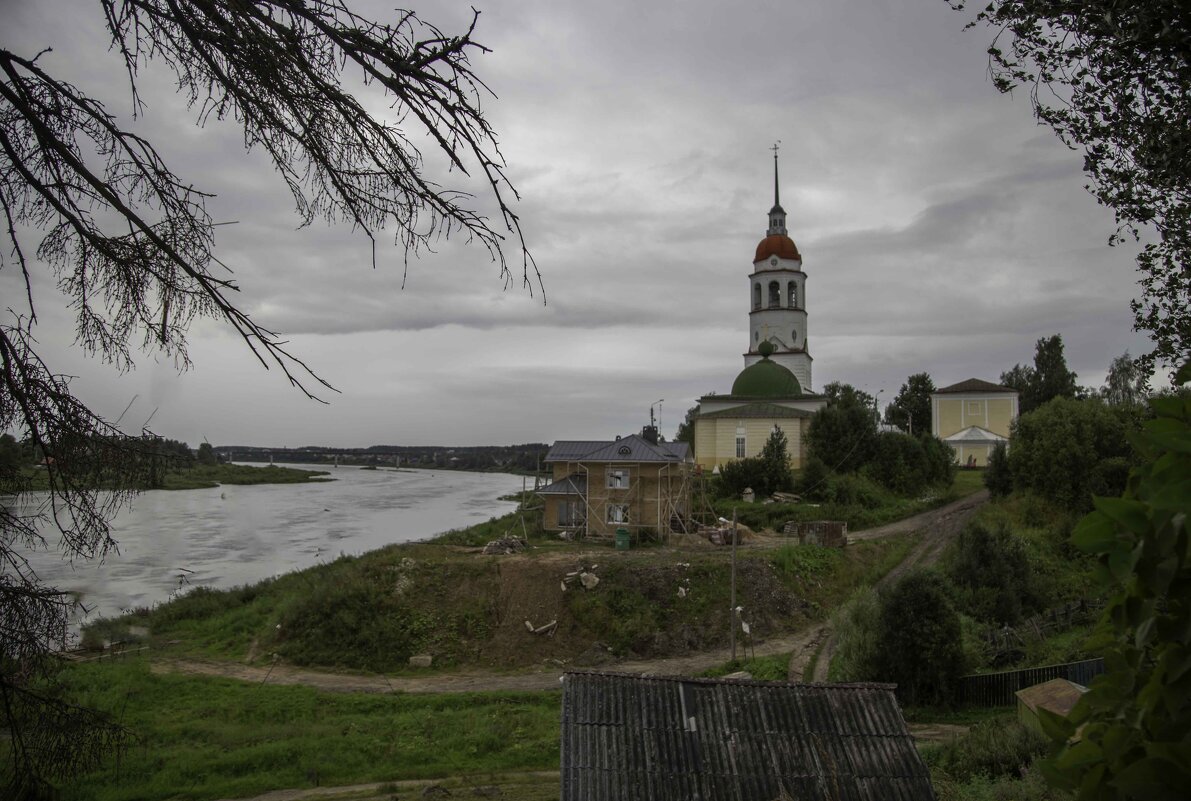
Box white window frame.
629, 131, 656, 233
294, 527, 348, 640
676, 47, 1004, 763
735, 436, 747, 459
606, 504, 630, 524
606, 467, 630, 489
967, 400, 982, 416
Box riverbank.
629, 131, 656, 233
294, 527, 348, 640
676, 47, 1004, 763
20, 462, 331, 492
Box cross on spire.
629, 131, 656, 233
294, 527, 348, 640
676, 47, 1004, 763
771, 141, 781, 208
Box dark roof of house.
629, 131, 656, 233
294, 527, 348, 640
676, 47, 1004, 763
545, 435, 691, 464
560, 671, 935, 801
698, 402, 815, 420
536, 473, 587, 496
935, 378, 1016, 394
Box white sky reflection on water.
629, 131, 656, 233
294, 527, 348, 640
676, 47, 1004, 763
20, 466, 522, 624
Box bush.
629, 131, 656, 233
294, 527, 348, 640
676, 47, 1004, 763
922, 716, 1049, 783
947, 520, 1041, 625
984, 442, 1012, 498
1008, 397, 1135, 511
807, 402, 877, 473
828, 587, 881, 681
795, 455, 831, 501
874, 570, 966, 707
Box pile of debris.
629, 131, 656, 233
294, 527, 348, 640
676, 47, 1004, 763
560, 564, 600, 591
481, 537, 527, 555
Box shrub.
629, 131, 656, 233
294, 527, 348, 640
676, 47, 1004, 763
947, 520, 1041, 625
874, 570, 966, 707
795, 455, 831, 501
828, 587, 881, 681
807, 402, 877, 473
866, 431, 928, 495
922, 716, 1049, 782
1008, 397, 1135, 511
984, 442, 1012, 498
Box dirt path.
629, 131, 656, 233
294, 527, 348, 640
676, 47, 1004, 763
799, 489, 990, 682
154, 490, 988, 695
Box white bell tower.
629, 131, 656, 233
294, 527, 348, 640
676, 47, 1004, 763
743, 144, 812, 391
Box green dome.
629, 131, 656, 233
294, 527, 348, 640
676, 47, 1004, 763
731, 353, 802, 397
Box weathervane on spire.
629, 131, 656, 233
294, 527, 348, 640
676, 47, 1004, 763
770, 140, 782, 207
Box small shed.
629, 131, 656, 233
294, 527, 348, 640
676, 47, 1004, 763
560, 671, 935, 801
1015, 678, 1086, 736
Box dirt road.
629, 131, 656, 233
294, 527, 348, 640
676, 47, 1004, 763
798, 488, 990, 681
154, 490, 987, 694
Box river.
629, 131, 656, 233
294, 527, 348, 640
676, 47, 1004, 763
16, 465, 523, 625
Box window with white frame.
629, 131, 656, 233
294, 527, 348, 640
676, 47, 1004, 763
606, 468, 630, 489
967, 401, 982, 415
606, 504, 630, 524
735, 436, 747, 458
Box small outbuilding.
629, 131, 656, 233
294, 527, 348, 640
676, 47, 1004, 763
560, 671, 936, 801
1015, 678, 1086, 737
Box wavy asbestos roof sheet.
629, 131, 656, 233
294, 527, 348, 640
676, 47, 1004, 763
560, 671, 935, 801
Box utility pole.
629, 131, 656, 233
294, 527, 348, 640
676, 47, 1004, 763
730, 508, 738, 661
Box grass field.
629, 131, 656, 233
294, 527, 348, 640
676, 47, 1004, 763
55, 658, 561, 801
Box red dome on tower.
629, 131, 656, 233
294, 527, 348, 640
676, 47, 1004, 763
754, 234, 801, 262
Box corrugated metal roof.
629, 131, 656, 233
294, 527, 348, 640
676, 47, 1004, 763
698, 403, 815, 421
546, 435, 691, 464
536, 474, 587, 496
934, 378, 1015, 394
560, 671, 935, 801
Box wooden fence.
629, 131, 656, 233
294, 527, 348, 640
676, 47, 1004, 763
957, 657, 1106, 707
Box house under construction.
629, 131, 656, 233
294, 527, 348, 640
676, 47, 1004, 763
537, 427, 693, 542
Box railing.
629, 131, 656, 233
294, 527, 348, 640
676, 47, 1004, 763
957, 658, 1105, 707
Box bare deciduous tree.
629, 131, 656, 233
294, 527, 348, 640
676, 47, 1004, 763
1, 1, 537, 795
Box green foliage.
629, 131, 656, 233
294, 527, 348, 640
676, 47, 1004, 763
922, 715, 1050, 783
884, 372, 935, 435
674, 403, 700, 445
947, 519, 1041, 625
50, 659, 559, 801
700, 652, 791, 682
796, 454, 831, 500
718, 426, 794, 498
1008, 397, 1136, 511
770, 544, 843, 580
1039, 365, 1191, 800
865, 431, 955, 496
827, 587, 881, 682
1001, 334, 1079, 414
875, 570, 966, 707
984, 442, 1012, 498
196, 441, 217, 465
807, 384, 878, 473
1100, 351, 1151, 407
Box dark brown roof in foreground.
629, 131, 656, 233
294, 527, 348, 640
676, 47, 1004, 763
1015, 678, 1086, 718
560, 671, 935, 801
935, 378, 1016, 394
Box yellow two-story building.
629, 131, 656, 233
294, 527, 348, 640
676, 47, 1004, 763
931, 378, 1019, 466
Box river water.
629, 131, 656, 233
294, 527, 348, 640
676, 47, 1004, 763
17, 465, 523, 624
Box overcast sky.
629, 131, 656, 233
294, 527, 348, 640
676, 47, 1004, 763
1, 0, 1156, 448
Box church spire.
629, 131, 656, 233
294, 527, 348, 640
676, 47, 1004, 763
772, 141, 781, 209
767, 141, 787, 236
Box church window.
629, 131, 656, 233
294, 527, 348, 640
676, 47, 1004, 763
753, 283, 761, 310
791, 329, 798, 345
606, 468, 630, 489
735, 435, 746, 458
606, 504, 630, 524
754, 331, 759, 342
768, 281, 780, 308
788, 281, 797, 307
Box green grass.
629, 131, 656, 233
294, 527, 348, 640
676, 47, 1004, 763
53, 658, 561, 801
20, 462, 330, 492
160, 463, 331, 489
700, 652, 791, 681
714, 469, 975, 534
